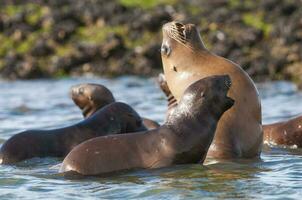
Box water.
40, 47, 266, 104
0, 76, 302, 199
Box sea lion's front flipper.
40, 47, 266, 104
157, 73, 178, 121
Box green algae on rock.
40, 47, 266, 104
0, 0, 301, 88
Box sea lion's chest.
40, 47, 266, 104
164, 61, 222, 101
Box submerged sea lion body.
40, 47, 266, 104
263, 116, 302, 147
71, 83, 160, 129
161, 22, 262, 159
0, 102, 146, 164
60, 75, 234, 175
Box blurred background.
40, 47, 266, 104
0, 0, 301, 87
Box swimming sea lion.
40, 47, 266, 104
71, 83, 115, 118
70, 83, 160, 129
0, 102, 146, 164
263, 115, 302, 147
160, 21, 263, 159
60, 75, 234, 176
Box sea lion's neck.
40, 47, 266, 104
82, 104, 95, 118
165, 105, 218, 164
170, 48, 212, 72
192, 38, 207, 52
166, 104, 217, 131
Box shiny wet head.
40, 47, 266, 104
70, 83, 115, 117
161, 21, 205, 56
177, 75, 234, 117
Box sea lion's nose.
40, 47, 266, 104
70, 86, 83, 96
174, 22, 184, 28
163, 22, 172, 30
163, 21, 176, 30
70, 86, 77, 94
163, 21, 184, 29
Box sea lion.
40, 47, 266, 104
71, 83, 115, 118
263, 116, 302, 147
60, 75, 234, 176
0, 102, 146, 164
160, 21, 263, 159
159, 73, 302, 149
70, 83, 160, 129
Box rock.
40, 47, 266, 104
51, 20, 78, 43
0, 53, 45, 79
131, 8, 172, 32
31, 39, 54, 57
100, 33, 125, 58
284, 62, 302, 89
0, 0, 301, 87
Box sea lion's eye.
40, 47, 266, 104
79, 88, 84, 95
161, 44, 171, 56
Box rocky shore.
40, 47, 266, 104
0, 0, 301, 87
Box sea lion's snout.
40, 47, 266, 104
70, 85, 85, 97
174, 22, 185, 28
70, 85, 91, 110
163, 21, 186, 40
174, 22, 186, 38
162, 22, 174, 32
162, 21, 205, 52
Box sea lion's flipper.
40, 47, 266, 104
157, 73, 178, 121
157, 73, 172, 97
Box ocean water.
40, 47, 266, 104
0, 76, 302, 199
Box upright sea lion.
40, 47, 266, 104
60, 75, 234, 176
159, 74, 302, 148
0, 102, 146, 164
70, 83, 160, 129
263, 116, 302, 147
160, 21, 263, 159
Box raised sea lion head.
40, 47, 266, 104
161, 21, 210, 86
70, 83, 115, 118
161, 21, 206, 59
172, 75, 234, 121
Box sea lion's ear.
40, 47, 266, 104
200, 91, 205, 98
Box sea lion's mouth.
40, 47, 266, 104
225, 96, 235, 109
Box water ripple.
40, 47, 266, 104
0, 77, 302, 199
